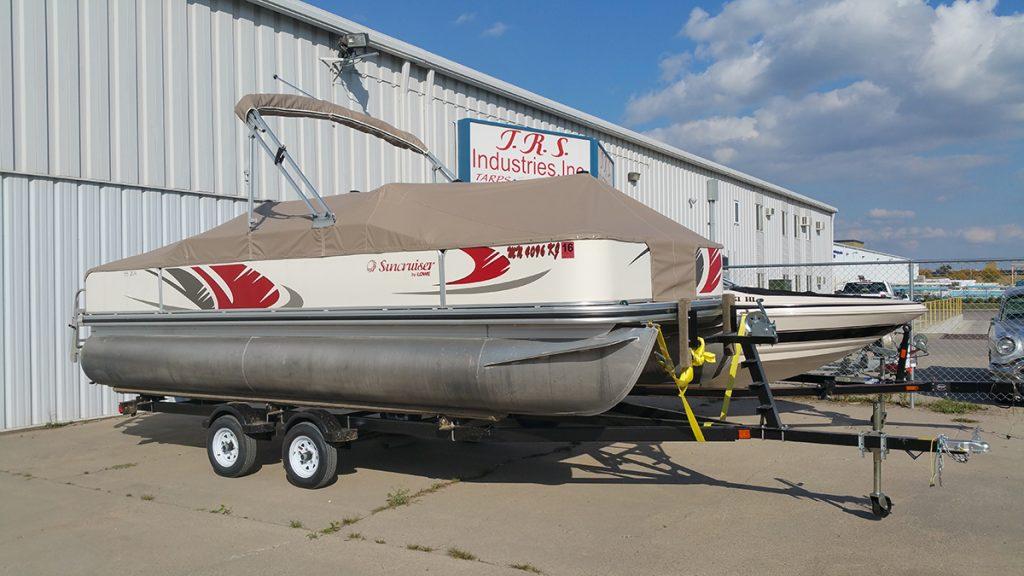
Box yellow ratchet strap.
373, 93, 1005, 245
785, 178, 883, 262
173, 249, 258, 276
651, 323, 716, 442
706, 313, 748, 427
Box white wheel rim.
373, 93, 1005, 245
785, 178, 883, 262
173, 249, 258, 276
212, 427, 240, 468
288, 435, 319, 479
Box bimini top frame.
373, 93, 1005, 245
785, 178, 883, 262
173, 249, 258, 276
235, 93, 456, 230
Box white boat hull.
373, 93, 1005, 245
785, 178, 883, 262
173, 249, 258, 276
689, 289, 926, 387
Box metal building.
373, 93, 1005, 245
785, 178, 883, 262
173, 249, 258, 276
0, 0, 837, 430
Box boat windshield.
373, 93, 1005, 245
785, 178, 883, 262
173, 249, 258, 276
841, 282, 888, 295
1003, 296, 1024, 321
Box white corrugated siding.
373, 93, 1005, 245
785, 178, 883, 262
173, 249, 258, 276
0, 0, 833, 429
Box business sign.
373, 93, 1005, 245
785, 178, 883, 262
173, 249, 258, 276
457, 119, 614, 187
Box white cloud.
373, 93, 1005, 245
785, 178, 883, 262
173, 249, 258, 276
658, 53, 691, 82
840, 222, 1023, 247
453, 13, 475, 25
482, 22, 508, 38
868, 208, 915, 219
626, 0, 1024, 192
961, 227, 998, 244
961, 224, 1024, 244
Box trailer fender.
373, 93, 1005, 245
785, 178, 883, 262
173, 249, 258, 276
204, 403, 275, 438
284, 409, 357, 445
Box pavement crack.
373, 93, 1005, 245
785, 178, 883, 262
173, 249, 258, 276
367, 443, 575, 517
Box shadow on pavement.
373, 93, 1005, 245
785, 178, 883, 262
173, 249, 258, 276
113, 410, 880, 520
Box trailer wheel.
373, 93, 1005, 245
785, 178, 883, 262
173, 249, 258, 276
870, 493, 893, 518
207, 415, 260, 478
282, 422, 338, 489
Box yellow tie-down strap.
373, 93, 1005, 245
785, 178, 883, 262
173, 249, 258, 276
705, 312, 748, 427
651, 323, 716, 442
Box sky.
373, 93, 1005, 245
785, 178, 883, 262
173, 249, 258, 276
309, 0, 1024, 260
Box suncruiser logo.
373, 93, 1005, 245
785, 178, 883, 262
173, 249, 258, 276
370, 258, 435, 277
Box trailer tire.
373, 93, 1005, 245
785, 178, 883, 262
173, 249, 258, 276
282, 422, 338, 489
207, 415, 261, 478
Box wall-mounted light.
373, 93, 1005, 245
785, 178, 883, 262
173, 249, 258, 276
627, 171, 641, 184
687, 197, 697, 207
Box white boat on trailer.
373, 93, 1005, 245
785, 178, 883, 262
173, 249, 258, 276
689, 284, 928, 387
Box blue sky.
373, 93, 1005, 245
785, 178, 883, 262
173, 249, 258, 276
310, 0, 1024, 260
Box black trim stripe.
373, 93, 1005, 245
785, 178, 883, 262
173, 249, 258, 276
776, 324, 896, 343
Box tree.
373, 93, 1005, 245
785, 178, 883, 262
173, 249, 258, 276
978, 261, 1005, 283
935, 264, 953, 276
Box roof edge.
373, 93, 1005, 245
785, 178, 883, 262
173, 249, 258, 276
251, 0, 838, 215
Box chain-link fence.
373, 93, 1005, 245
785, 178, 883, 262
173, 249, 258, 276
724, 258, 1024, 405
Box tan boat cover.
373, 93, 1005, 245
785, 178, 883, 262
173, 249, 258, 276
235, 93, 428, 155
90, 174, 721, 301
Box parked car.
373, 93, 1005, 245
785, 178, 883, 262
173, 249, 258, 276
837, 280, 895, 298
988, 286, 1024, 383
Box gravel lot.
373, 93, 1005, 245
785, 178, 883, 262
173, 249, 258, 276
1, 397, 1021, 576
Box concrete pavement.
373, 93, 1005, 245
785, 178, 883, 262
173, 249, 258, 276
0, 397, 1021, 575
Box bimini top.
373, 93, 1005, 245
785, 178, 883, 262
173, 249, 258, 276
90, 174, 721, 301
235, 93, 428, 155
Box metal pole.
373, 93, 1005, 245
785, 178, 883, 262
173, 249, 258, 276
869, 396, 890, 516
247, 127, 256, 229
907, 261, 916, 408
438, 250, 447, 308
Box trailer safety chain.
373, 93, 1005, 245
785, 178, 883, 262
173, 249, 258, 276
651, 323, 716, 442
929, 434, 972, 487
706, 312, 748, 428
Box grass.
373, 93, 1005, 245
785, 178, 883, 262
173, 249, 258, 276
44, 421, 70, 429
347, 532, 365, 541
341, 516, 361, 526
372, 481, 460, 513
926, 399, 986, 414
447, 547, 477, 561
320, 521, 342, 535
103, 462, 137, 471
140, 494, 155, 501
306, 532, 320, 540
952, 417, 980, 423
510, 563, 543, 574
210, 504, 232, 515
406, 544, 434, 553
386, 488, 411, 507
289, 520, 304, 529
374, 538, 386, 544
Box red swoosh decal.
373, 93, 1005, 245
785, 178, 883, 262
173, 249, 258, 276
705, 248, 722, 292
448, 247, 511, 285
192, 264, 281, 309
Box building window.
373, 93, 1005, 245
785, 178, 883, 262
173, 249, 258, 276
733, 201, 740, 225
781, 211, 787, 236
816, 276, 823, 290
807, 275, 813, 291
755, 204, 764, 232
756, 273, 765, 288
795, 275, 801, 291
793, 214, 799, 238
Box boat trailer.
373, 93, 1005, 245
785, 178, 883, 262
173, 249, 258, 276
116, 306, 992, 519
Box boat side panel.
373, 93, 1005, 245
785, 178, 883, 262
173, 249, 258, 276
84, 240, 653, 313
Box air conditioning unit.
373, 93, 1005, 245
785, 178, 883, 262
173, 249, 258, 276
800, 216, 809, 227
815, 221, 823, 231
